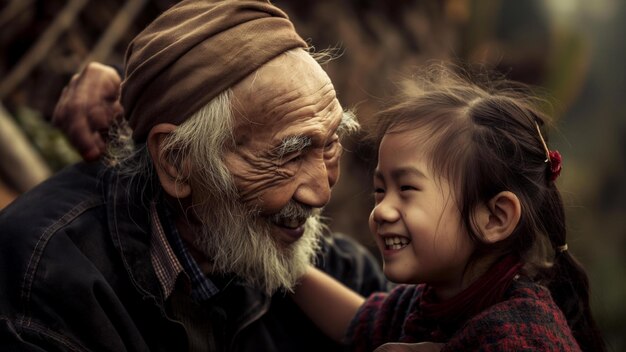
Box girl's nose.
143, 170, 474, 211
371, 198, 401, 225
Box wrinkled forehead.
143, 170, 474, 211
230, 49, 341, 136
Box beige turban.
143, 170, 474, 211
121, 0, 308, 141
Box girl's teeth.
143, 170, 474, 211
383, 236, 410, 250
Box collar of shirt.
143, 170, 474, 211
149, 201, 219, 302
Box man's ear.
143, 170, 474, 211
147, 123, 191, 199
474, 191, 521, 244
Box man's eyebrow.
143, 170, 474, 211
273, 135, 312, 159
272, 110, 356, 160
337, 110, 360, 136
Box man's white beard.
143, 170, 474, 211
191, 195, 324, 294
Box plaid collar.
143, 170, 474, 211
149, 201, 219, 302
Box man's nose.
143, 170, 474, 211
294, 159, 333, 208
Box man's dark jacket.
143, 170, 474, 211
0, 162, 387, 351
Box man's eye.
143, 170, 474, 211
281, 153, 302, 165
288, 155, 302, 163
325, 135, 340, 150
324, 140, 342, 162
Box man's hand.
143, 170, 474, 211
53, 62, 123, 161
374, 342, 444, 352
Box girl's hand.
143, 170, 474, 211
291, 266, 365, 343
374, 342, 444, 352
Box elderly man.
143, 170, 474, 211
0, 1, 386, 351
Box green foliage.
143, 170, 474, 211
14, 105, 80, 171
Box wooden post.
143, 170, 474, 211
0, 103, 51, 192
82, 0, 148, 67
0, 0, 89, 100
0, 0, 36, 29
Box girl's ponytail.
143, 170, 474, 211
542, 184, 607, 352
530, 118, 606, 351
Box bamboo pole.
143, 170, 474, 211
82, 0, 148, 67
0, 0, 36, 29
0, 103, 51, 193
0, 0, 89, 100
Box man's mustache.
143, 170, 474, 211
268, 201, 317, 223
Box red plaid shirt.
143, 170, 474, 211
347, 278, 581, 351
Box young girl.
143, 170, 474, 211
292, 66, 605, 352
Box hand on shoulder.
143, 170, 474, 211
374, 342, 444, 352
53, 62, 123, 161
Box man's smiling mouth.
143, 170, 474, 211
273, 216, 307, 229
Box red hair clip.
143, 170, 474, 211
548, 150, 562, 181
535, 122, 562, 182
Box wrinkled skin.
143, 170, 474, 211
225, 50, 344, 246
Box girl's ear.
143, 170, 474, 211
474, 191, 521, 244
147, 123, 192, 199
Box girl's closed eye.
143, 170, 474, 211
400, 185, 419, 192
373, 186, 385, 203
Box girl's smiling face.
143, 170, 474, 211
369, 127, 476, 299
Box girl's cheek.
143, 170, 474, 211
368, 211, 379, 238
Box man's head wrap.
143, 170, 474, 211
121, 0, 308, 141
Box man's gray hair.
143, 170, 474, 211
106, 89, 236, 200
160, 89, 236, 201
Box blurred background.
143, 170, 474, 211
0, 0, 623, 349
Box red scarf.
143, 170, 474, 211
404, 255, 523, 340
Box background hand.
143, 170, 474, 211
52, 62, 123, 161
374, 342, 444, 352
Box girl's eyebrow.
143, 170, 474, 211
391, 167, 427, 180
373, 166, 427, 181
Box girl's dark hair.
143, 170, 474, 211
367, 64, 605, 351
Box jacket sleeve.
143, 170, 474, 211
315, 232, 390, 296
346, 285, 420, 352
0, 317, 87, 352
